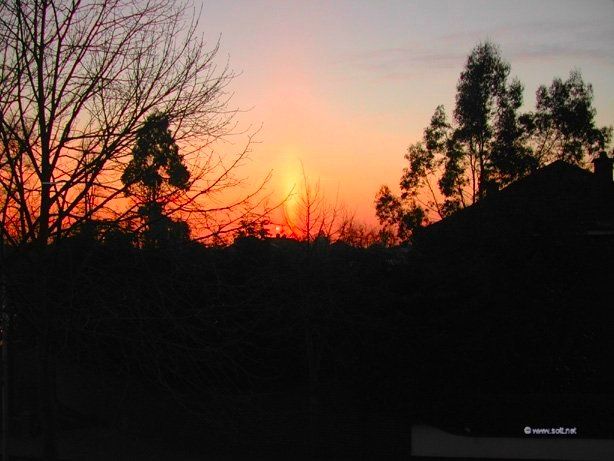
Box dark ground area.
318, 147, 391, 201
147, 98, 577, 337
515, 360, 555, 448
2, 229, 614, 459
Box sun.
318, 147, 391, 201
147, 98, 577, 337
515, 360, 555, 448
278, 149, 303, 223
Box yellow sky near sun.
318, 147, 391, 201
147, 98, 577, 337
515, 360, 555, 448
222, 58, 411, 229
199, 0, 614, 233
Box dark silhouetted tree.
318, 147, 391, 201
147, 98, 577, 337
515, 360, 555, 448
0, 1, 264, 458
375, 185, 426, 245
336, 214, 379, 248
376, 42, 611, 242
0, 0, 269, 249
233, 215, 271, 241
284, 165, 342, 243
523, 70, 612, 165
447, 41, 530, 202
122, 113, 190, 247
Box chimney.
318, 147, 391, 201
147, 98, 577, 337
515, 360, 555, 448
592, 151, 614, 184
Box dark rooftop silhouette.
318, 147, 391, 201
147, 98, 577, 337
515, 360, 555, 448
416, 158, 614, 252
409, 157, 614, 443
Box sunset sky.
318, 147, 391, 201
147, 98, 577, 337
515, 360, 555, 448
198, 0, 614, 227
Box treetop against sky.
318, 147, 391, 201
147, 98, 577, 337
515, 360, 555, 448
1, 1, 611, 244
198, 0, 614, 226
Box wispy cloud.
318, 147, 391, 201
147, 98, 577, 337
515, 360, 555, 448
440, 20, 614, 65
508, 45, 614, 66
332, 47, 466, 81
331, 19, 613, 82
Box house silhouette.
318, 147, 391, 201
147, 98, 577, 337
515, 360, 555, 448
415, 157, 614, 254
408, 156, 614, 457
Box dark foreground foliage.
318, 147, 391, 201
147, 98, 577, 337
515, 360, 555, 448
4, 230, 614, 458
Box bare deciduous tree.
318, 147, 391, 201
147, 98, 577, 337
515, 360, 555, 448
283, 165, 342, 243
0, 0, 262, 248
0, 2, 269, 459
336, 213, 379, 248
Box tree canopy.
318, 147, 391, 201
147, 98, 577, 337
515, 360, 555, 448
526, 70, 612, 165
122, 112, 191, 247
376, 41, 612, 243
